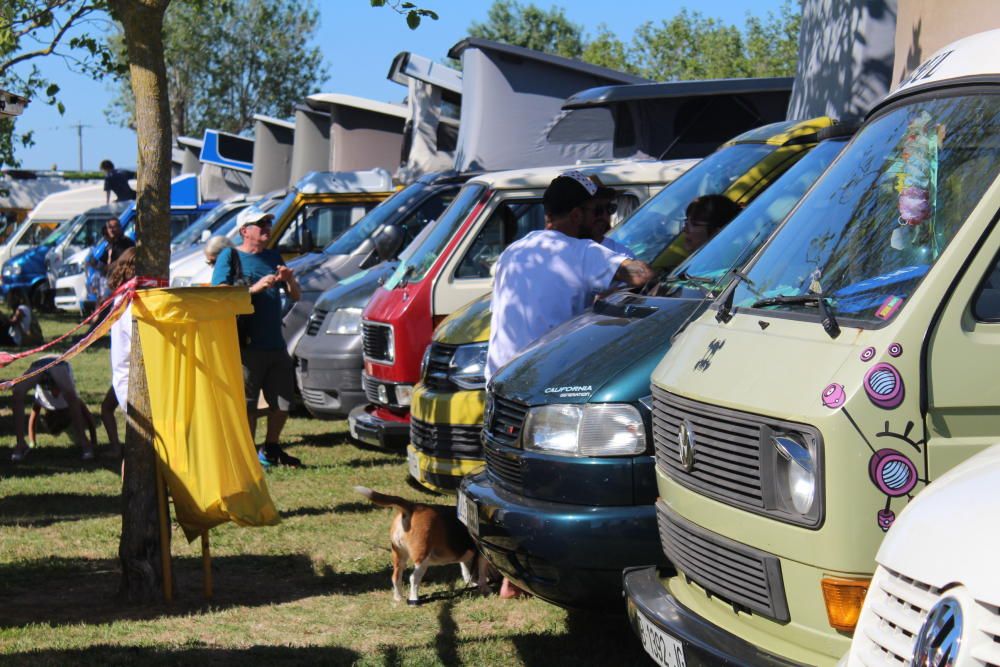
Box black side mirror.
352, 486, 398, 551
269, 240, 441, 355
373, 224, 403, 261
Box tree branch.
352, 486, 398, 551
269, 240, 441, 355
2, 4, 100, 77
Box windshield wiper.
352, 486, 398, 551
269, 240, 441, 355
397, 264, 415, 287
751, 294, 841, 339
715, 270, 755, 324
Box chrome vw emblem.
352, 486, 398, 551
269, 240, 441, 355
677, 419, 696, 472
483, 394, 496, 430
913, 597, 962, 667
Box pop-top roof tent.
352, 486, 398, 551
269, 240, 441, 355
198, 128, 253, 201
305, 93, 408, 174
293, 169, 394, 195
786, 0, 897, 120
0, 174, 102, 218
447, 37, 647, 173
0, 90, 28, 118
250, 114, 295, 196
20, 183, 108, 224
387, 51, 463, 182
555, 77, 794, 161
176, 137, 204, 175
289, 104, 329, 186
892, 0, 1000, 84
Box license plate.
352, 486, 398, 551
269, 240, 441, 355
407, 449, 421, 481
456, 490, 478, 536
637, 609, 686, 667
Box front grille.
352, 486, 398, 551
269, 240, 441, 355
657, 500, 788, 622
423, 342, 457, 390
363, 373, 382, 404
485, 394, 528, 448
485, 440, 522, 489
362, 322, 392, 362
653, 387, 765, 508
974, 601, 1000, 666
305, 309, 328, 336
852, 566, 940, 665
410, 417, 482, 457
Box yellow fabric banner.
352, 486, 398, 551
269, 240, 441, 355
133, 286, 280, 541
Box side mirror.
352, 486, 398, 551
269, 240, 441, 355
373, 224, 403, 261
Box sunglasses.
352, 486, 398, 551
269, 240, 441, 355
584, 202, 617, 216
683, 217, 710, 230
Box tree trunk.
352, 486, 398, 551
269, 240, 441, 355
108, 0, 173, 604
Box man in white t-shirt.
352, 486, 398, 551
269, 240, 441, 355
486, 171, 654, 380
11, 357, 97, 462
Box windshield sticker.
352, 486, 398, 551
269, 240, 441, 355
544, 385, 592, 398
875, 295, 904, 320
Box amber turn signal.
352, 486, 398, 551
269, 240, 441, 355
821, 577, 870, 632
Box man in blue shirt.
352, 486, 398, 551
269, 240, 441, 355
100, 160, 136, 204
212, 208, 303, 467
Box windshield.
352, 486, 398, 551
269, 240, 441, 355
384, 183, 487, 289
324, 182, 430, 256
41, 215, 80, 246
734, 95, 1000, 326
661, 137, 849, 295
172, 202, 246, 246
607, 143, 776, 267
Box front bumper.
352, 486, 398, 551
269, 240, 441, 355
624, 566, 804, 667
348, 403, 409, 449
407, 444, 484, 494
295, 346, 365, 419
460, 470, 667, 609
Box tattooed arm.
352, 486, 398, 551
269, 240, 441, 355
614, 258, 655, 287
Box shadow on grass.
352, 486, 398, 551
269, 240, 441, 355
289, 432, 353, 449
0, 553, 416, 630
0, 492, 120, 527
512, 610, 649, 666
1, 644, 361, 667
277, 501, 381, 519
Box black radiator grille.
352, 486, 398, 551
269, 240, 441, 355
410, 417, 482, 457
423, 342, 457, 391
656, 500, 788, 622
362, 322, 392, 362
305, 309, 328, 336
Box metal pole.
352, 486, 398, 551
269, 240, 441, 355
77, 123, 82, 171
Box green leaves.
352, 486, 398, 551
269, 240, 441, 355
370, 0, 439, 30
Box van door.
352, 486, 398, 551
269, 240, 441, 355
432, 192, 546, 316
925, 188, 1000, 479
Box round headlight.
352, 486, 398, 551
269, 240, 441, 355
772, 434, 816, 515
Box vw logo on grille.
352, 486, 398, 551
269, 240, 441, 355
677, 419, 696, 472
912, 596, 963, 667
483, 394, 496, 430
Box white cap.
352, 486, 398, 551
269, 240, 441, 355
235, 207, 274, 230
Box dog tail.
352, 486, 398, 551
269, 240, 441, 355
354, 486, 414, 515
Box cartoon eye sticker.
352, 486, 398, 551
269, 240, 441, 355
869, 447, 920, 532
864, 363, 905, 409
858, 344, 906, 410
821, 383, 845, 409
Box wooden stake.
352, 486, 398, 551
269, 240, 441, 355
155, 462, 173, 603
201, 531, 213, 600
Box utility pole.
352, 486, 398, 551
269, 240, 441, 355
68, 122, 92, 170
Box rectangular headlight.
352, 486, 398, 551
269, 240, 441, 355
523, 403, 646, 457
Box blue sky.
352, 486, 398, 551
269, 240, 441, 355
10, 0, 787, 170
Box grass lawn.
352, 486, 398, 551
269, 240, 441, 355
0, 312, 652, 666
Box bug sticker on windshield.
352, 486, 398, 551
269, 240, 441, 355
875, 295, 904, 320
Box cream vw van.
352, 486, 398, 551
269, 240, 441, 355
626, 31, 1000, 666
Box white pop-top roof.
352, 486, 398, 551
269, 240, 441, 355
305, 93, 408, 120
252, 114, 295, 130
294, 168, 395, 195
876, 442, 1000, 605
890, 29, 1000, 100
25, 184, 111, 222
467, 158, 699, 192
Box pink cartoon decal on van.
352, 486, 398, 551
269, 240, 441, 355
821, 383, 846, 409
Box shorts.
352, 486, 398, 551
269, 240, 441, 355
241, 347, 295, 412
